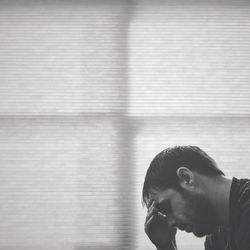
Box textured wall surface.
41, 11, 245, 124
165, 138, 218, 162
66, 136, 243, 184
0, 1, 250, 250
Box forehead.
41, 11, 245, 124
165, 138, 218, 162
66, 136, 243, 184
148, 188, 180, 204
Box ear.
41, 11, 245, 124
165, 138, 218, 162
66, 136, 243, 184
176, 167, 194, 190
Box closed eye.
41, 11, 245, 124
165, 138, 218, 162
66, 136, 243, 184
158, 200, 171, 215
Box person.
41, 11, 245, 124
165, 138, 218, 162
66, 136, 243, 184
142, 145, 250, 250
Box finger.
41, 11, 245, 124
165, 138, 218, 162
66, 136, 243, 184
145, 207, 157, 229
146, 199, 153, 210
145, 209, 167, 230
144, 213, 156, 234
157, 210, 167, 219
148, 200, 158, 214
147, 199, 155, 211
146, 205, 158, 221
146, 209, 155, 223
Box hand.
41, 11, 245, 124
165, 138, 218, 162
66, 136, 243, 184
144, 201, 177, 249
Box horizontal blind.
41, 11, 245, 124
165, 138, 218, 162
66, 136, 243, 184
130, 2, 250, 250
1, 1, 250, 250
129, 1, 250, 116
0, 0, 129, 115
0, 116, 135, 249
0, 1, 135, 250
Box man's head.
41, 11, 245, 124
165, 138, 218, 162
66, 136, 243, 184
142, 146, 225, 237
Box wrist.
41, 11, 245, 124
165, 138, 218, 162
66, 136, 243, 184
157, 240, 177, 250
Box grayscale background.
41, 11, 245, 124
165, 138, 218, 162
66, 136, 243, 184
0, 0, 250, 249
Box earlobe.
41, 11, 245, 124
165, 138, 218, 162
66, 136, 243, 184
176, 167, 193, 187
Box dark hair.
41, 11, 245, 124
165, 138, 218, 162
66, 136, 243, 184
142, 146, 224, 206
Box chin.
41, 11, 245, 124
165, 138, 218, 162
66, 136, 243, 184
193, 230, 206, 238
192, 219, 217, 238
193, 227, 212, 238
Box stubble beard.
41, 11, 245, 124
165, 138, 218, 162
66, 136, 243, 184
185, 191, 218, 237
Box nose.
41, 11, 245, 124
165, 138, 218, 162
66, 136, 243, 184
166, 215, 176, 228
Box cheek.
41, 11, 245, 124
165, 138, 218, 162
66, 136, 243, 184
171, 202, 190, 221
175, 213, 188, 222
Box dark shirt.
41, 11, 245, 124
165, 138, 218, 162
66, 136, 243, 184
205, 177, 250, 250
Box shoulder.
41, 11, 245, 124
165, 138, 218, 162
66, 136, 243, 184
205, 227, 229, 250
230, 178, 250, 218
230, 178, 250, 249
